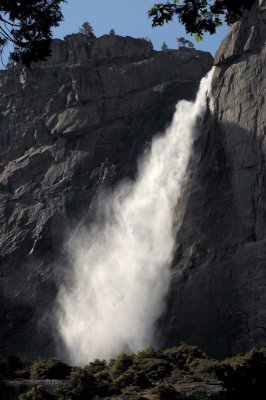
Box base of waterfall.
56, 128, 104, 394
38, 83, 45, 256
56, 69, 214, 365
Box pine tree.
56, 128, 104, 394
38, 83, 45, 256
109, 28, 116, 35
79, 21, 94, 38
161, 41, 169, 51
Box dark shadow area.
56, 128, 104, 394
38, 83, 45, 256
157, 112, 266, 359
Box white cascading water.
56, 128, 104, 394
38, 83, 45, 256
57, 69, 214, 365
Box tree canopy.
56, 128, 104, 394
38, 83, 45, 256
0, 0, 65, 66
79, 21, 94, 38
149, 0, 256, 40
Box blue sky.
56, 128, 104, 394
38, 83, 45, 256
53, 0, 229, 55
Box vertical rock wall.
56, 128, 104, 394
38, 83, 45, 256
163, 0, 266, 358
0, 35, 212, 357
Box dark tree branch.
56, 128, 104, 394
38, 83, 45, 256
0, 15, 19, 27
149, 0, 256, 38
0, 0, 65, 66
0, 25, 14, 42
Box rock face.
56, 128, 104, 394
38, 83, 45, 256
0, 34, 212, 357
162, 0, 266, 358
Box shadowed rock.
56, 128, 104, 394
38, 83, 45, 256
161, 0, 266, 358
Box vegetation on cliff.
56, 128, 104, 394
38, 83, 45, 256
1, 344, 266, 399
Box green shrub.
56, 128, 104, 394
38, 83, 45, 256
84, 359, 107, 375
111, 352, 133, 378
56, 368, 97, 400
19, 385, 56, 400
188, 358, 220, 382
30, 358, 71, 379
134, 347, 159, 360
136, 357, 172, 381
164, 343, 208, 372
210, 348, 266, 399
111, 348, 172, 389
94, 370, 115, 397
114, 366, 150, 391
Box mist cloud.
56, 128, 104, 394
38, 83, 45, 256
56, 69, 214, 365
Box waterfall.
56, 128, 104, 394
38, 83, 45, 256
57, 69, 214, 365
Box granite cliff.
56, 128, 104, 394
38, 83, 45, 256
0, 34, 212, 357
162, 0, 266, 358
1, 0, 265, 361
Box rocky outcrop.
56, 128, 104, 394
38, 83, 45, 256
0, 34, 212, 357
162, 0, 266, 358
